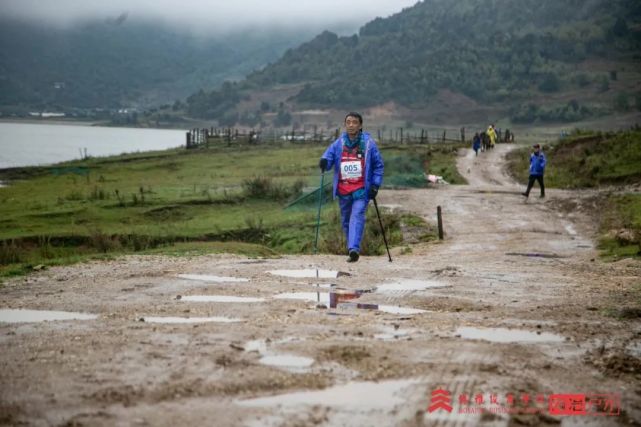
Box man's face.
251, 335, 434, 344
533, 146, 540, 153
345, 116, 362, 136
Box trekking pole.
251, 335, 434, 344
372, 198, 392, 262
313, 171, 325, 254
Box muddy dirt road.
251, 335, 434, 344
1, 145, 640, 426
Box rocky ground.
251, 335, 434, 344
1, 144, 640, 426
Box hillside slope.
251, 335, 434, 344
186, 0, 641, 126
0, 18, 313, 111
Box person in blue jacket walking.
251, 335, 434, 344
522, 143, 546, 198
319, 112, 384, 262
472, 132, 481, 156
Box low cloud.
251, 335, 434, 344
0, 0, 418, 34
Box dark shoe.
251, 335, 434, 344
540, 195, 545, 198
521, 192, 529, 197
347, 250, 359, 263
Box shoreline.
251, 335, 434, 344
0, 118, 99, 127
0, 118, 192, 131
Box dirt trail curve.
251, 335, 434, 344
1, 145, 640, 426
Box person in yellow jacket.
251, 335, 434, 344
487, 124, 497, 149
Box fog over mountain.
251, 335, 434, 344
0, 0, 418, 35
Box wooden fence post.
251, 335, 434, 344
437, 206, 444, 240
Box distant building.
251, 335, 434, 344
29, 112, 66, 118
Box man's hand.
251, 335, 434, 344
368, 185, 379, 200
319, 158, 328, 172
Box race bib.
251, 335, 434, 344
341, 160, 363, 179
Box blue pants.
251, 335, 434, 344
338, 197, 369, 253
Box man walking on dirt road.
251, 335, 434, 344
522, 143, 546, 198
319, 112, 384, 262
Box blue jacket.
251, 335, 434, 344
472, 136, 481, 150
529, 152, 546, 175
321, 131, 384, 199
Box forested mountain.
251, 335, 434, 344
186, 0, 641, 125
0, 17, 314, 111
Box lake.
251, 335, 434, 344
0, 122, 186, 169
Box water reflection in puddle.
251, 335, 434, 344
244, 339, 268, 353
237, 378, 420, 408
0, 309, 97, 323
259, 354, 314, 371
376, 279, 450, 293
455, 326, 565, 343
242, 338, 313, 372
273, 292, 330, 304
377, 305, 428, 315
268, 269, 341, 278
141, 316, 243, 324
179, 295, 265, 303
272, 292, 427, 315
177, 274, 249, 283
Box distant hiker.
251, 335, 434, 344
472, 132, 481, 156
319, 112, 384, 262
487, 124, 497, 149
521, 143, 546, 199
481, 131, 489, 152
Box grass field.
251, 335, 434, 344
0, 141, 463, 277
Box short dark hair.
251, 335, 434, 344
344, 112, 363, 125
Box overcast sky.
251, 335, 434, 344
0, 0, 419, 34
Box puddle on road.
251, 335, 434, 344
179, 295, 265, 303
244, 339, 268, 353
241, 338, 313, 372
0, 309, 97, 323
177, 274, 249, 283
273, 292, 427, 315
273, 292, 330, 304
242, 337, 304, 354
455, 326, 565, 343
309, 284, 334, 289
376, 279, 449, 293
268, 269, 346, 278
377, 305, 428, 315
237, 378, 420, 409
259, 354, 315, 372
141, 316, 243, 324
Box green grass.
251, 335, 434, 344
597, 193, 641, 260
506, 129, 641, 188
0, 140, 452, 276
382, 143, 467, 186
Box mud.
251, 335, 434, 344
1, 144, 640, 426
